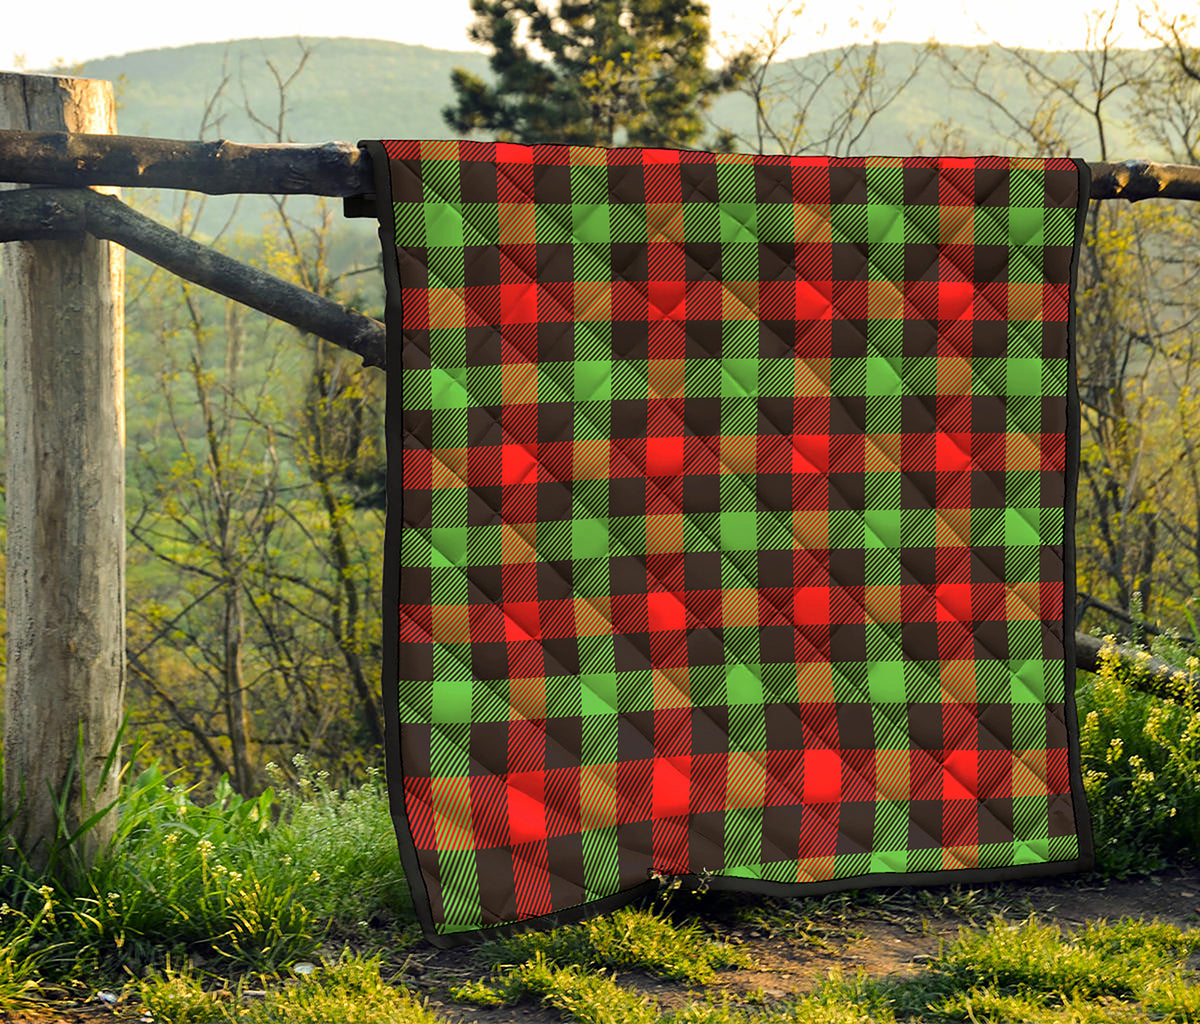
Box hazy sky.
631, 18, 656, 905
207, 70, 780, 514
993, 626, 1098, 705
5, 0, 1180, 72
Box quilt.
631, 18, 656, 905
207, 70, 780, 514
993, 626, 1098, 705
354, 140, 1094, 947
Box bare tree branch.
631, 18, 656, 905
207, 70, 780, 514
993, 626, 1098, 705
1077, 592, 1198, 643
0, 186, 386, 369
1074, 631, 1197, 702
1090, 158, 1200, 201
0, 128, 370, 195
2, 129, 1200, 205
126, 646, 232, 778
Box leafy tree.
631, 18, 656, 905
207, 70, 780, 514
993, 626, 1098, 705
444, 0, 748, 148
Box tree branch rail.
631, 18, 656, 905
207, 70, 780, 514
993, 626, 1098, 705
0, 187, 385, 369
2, 130, 1200, 201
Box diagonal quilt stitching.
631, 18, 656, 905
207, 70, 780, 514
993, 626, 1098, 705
413, 322, 772, 682
384, 145, 1087, 940
413, 168, 1059, 745
421, 175, 1012, 632
457, 313, 817, 645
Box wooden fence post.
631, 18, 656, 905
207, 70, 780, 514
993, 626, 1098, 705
0, 73, 125, 870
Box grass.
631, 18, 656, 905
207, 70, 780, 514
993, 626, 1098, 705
0, 643, 1195, 1019
442, 914, 1200, 1023
935, 916, 1197, 1002
259, 757, 414, 936
0, 753, 416, 985
0, 890, 58, 1008
455, 952, 664, 1023
474, 902, 753, 983
925, 915, 1200, 1023
138, 953, 440, 1024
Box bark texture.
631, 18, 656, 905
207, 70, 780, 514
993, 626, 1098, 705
0, 72, 125, 870
3, 129, 1200, 205
0, 187, 386, 369
0, 129, 371, 195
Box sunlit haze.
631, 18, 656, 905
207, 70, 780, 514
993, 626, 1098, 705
5, 0, 1184, 73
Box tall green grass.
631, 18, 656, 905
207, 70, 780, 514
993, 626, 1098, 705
261, 757, 414, 934
0, 755, 413, 985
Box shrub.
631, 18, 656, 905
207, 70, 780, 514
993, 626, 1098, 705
1076, 638, 1200, 874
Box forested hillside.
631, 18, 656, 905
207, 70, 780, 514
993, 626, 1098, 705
78, 36, 1147, 158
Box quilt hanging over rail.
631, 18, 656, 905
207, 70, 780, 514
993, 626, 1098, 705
353, 141, 1094, 947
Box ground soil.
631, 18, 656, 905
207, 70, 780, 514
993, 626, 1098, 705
412, 863, 1200, 1023
8, 863, 1200, 1023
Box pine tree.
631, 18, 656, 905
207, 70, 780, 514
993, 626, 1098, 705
444, 0, 746, 148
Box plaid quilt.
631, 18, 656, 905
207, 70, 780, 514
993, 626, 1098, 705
356, 141, 1094, 947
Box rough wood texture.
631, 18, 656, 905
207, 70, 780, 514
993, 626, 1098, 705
4, 130, 1200, 204
1073, 630, 1191, 686
1089, 159, 1200, 203
0, 72, 125, 870
0, 129, 371, 195
0, 187, 386, 369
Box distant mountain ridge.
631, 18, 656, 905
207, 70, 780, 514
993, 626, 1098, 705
79, 38, 491, 142
16, 34, 1160, 513
64, 36, 1155, 270
75, 35, 1148, 159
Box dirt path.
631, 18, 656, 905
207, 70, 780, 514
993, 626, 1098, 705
8, 864, 1200, 1023
411, 863, 1200, 1023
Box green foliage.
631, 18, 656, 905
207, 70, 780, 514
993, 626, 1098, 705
939, 916, 1165, 1001
1072, 197, 1200, 638
453, 951, 661, 1023
123, 249, 386, 787
134, 962, 217, 1024
43, 764, 320, 972
477, 903, 751, 983
138, 953, 440, 1024
929, 915, 1200, 1021
0, 889, 60, 1012
294, 344, 386, 509
261, 757, 412, 933
671, 987, 891, 1024
1076, 640, 1200, 874
0, 759, 413, 979
1143, 972, 1200, 1021
444, 0, 748, 147
932, 989, 1158, 1023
